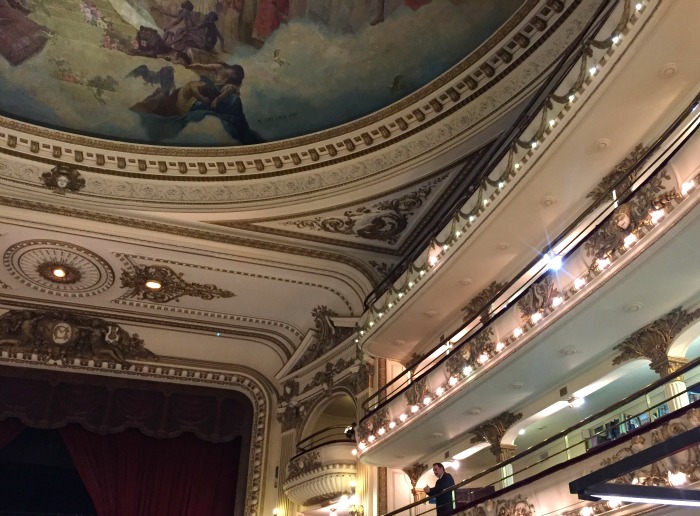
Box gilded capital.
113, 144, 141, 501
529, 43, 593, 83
470, 411, 522, 457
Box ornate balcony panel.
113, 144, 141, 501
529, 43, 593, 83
283, 442, 357, 507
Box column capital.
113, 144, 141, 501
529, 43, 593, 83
470, 411, 522, 458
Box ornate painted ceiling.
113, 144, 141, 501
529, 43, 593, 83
0, 0, 525, 146
0, 0, 616, 388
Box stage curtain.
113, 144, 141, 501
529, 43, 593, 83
0, 418, 23, 449
60, 425, 240, 516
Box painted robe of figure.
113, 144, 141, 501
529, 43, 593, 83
0, 0, 48, 65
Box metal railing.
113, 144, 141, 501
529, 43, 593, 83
383, 356, 700, 515
291, 424, 354, 460
362, 0, 625, 311
362, 90, 700, 416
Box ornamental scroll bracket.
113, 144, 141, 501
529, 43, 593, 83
470, 411, 522, 458
120, 264, 235, 303
612, 306, 700, 376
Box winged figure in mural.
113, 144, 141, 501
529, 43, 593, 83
127, 63, 264, 144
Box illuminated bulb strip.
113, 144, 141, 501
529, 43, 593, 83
352, 17, 645, 357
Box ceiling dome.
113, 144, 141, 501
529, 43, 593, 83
0, 0, 526, 146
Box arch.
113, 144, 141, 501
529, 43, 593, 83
668, 314, 700, 359
300, 389, 357, 442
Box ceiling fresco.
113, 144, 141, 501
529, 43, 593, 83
0, 0, 525, 146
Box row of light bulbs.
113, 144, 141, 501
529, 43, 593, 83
353, 1, 646, 348
356, 174, 696, 455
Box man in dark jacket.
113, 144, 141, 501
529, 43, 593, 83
423, 462, 455, 516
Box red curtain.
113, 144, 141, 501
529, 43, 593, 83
0, 418, 23, 449
60, 425, 240, 516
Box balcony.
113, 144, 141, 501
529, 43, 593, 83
284, 426, 357, 507
383, 357, 700, 515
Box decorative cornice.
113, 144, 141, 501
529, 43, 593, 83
613, 306, 700, 375
0, 0, 587, 206
0, 0, 550, 164
0, 195, 378, 288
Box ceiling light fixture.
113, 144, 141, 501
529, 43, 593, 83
145, 280, 162, 290
52, 267, 67, 278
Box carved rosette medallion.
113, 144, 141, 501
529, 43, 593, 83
3, 240, 114, 297
120, 264, 235, 303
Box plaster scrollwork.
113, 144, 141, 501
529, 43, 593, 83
281, 178, 444, 245
403, 463, 429, 488
470, 411, 523, 457
612, 306, 700, 376
0, 309, 156, 366
120, 264, 235, 303
463, 281, 508, 323
463, 494, 535, 516
598, 408, 700, 487
357, 407, 390, 443
445, 328, 495, 378
286, 451, 322, 480
292, 306, 354, 372
517, 274, 559, 322
587, 144, 649, 201
584, 171, 679, 263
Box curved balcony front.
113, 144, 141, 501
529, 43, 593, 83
284, 439, 357, 507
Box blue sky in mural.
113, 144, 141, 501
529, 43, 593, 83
0, 0, 524, 146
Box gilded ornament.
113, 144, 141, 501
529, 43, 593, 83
612, 306, 700, 375
120, 265, 235, 303
0, 309, 156, 366
470, 411, 523, 457
517, 274, 559, 322
41, 164, 85, 194
462, 281, 508, 323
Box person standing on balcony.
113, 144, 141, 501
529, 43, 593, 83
423, 462, 455, 516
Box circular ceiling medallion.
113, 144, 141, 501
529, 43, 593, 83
4, 240, 115, 297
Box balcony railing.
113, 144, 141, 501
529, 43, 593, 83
284, 427, 357, 507
383, 356, 700, 515
360, 91, 700, 430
